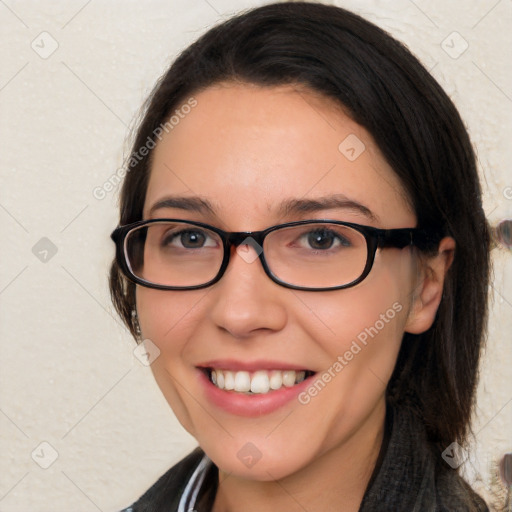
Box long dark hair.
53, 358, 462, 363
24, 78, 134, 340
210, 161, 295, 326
109, 2, 490, 453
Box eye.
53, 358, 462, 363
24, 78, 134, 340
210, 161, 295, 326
162, 228, 216, 249
299, 228, 351, 250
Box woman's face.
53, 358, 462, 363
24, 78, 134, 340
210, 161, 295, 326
136, 83, 421, 480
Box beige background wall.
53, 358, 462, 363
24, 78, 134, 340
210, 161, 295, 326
1, 1, 511, 510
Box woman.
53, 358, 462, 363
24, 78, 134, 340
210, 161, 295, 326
109, 2, 491, 510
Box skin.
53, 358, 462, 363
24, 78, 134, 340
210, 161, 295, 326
135, 83, 455, 512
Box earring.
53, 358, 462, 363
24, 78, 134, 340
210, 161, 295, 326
131, 309, 142, 341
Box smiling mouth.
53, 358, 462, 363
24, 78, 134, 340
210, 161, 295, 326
200, 368, 316, 394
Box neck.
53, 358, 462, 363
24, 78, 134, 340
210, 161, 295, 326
211, 401, 387, 512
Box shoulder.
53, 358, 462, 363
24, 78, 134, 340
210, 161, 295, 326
119, 446, 206, 512
435, 469, 489, 512
360, 404, 490, 511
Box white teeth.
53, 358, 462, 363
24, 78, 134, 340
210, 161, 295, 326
282, 370, 296, 387
269, 370, 282, 390
224, 371, 235, 390
234, 371, 251, 392
209, 369, 311, 394
215, 370, 224, 389
250, 371, 270, 394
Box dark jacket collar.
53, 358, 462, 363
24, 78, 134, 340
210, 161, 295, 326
359, 405, 488, 511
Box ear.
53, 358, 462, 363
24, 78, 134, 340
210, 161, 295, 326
404, 236, 456, 334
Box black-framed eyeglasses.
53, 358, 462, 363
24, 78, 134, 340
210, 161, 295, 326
110, 219, 442, 292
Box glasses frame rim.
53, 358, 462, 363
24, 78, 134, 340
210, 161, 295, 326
110, 218, 443, 292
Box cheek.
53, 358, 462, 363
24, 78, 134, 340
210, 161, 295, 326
135, 287, 206, 348
287, 267, 411, 455
298, 251, 414, 368
135, 287, 209, 435
300, 292, 406, 390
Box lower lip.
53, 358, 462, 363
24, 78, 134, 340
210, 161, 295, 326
197, 369, 315, 417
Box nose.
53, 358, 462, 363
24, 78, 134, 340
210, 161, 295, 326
209, 243, 288, 339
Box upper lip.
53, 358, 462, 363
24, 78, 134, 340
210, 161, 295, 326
196, 359, 315, 372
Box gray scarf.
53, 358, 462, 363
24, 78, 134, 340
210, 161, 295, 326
359, 405, 489, 511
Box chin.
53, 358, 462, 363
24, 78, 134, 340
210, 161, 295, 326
198, 434, 313, 482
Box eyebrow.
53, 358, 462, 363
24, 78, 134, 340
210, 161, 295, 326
148, 194, 378, 222
277, 195, 378, 222
148, 196, 217, 217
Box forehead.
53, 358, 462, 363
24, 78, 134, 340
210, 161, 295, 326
144, 83, 414, 229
